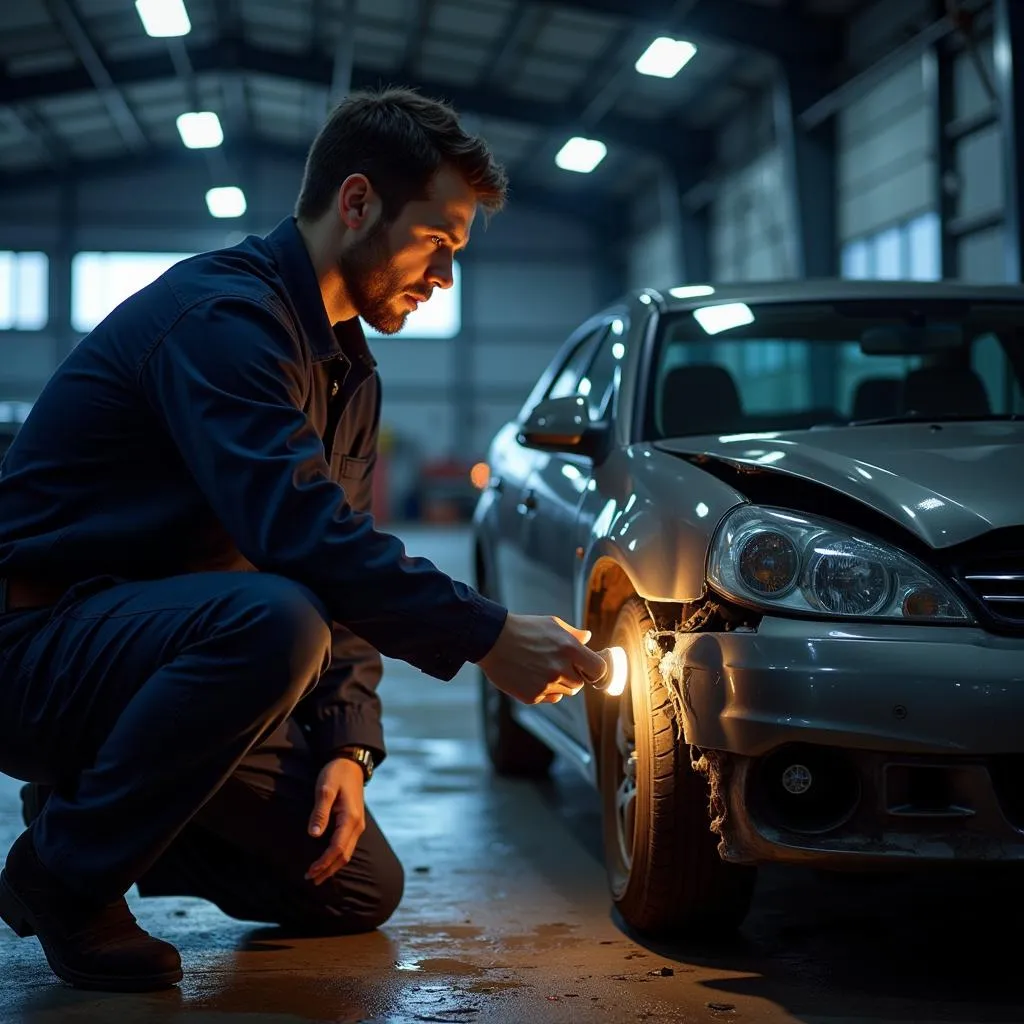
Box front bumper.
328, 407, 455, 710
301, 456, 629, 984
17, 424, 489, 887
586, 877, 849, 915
666, 618, 1024, 865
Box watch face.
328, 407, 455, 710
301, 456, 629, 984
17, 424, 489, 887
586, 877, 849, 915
346, 748, 373, 781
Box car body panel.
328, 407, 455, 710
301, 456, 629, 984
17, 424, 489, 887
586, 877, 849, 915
656, 421, 1024, 549
667, 616, 1024, 756
573, 445, 748, 619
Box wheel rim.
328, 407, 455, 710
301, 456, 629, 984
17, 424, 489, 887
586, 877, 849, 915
613, 667, 638, 872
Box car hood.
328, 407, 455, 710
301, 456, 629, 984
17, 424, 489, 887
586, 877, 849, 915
655, 421, 1024, 549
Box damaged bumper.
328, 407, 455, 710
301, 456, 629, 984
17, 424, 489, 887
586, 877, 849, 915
662, 618, 1024, 865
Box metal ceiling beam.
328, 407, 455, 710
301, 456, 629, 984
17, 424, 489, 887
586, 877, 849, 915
479, 4, 548, 87
397, 0, 438, 82
43, 0, 147, 151
0, 138, 617, 231
538, 0, 842, 64
0, 36, 693, 162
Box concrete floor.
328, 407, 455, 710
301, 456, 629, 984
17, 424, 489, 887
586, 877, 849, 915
2, 526, 1024, 1023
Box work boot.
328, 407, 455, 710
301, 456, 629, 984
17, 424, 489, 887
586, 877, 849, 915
0, 825, 182, 991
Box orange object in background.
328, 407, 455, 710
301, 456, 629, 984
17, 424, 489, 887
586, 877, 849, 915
470, 462, 490, 490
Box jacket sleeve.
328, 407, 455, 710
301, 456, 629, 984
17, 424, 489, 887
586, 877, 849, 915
138, 294, 507, 680
298, 373, 387, 766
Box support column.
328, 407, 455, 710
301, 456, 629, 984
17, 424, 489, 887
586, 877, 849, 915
774, 64, 837, 278
51, 177, 76, 366
994, 0, 1024, 281
669, 163, 712, 283
924, 43, 959, 279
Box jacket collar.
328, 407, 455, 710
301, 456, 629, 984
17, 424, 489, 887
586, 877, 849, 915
265, 217, 376, 370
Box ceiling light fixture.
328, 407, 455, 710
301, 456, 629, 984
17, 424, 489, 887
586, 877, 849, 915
176, 111, 223, 149
555, 136, 607, 174
206, 186, 247, 218
635, 37, 697, 78
135, 0, 191, 37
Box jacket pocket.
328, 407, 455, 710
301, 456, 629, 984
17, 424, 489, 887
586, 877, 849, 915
332, 453, 371, 481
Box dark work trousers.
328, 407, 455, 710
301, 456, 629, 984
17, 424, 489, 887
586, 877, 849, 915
0, 572, 404, 934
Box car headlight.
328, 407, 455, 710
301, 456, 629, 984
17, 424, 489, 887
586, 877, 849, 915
708, 505, 972, 622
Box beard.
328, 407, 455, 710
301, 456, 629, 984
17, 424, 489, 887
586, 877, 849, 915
337, 219, 425, 335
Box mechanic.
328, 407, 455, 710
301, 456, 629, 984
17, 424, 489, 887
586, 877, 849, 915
0, 87, 605, 993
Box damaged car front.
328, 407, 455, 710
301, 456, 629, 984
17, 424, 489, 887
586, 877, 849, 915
475, 283, 1024, 939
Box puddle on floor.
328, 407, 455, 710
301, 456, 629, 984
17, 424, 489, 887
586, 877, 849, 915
394, 959, 488, 976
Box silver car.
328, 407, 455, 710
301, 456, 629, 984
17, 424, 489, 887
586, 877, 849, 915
471, 281, 1024, 938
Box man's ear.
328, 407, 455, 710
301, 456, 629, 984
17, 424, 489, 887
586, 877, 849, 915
337, 174, 379, 232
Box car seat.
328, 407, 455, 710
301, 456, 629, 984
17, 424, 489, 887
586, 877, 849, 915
851, 377, 902, 420
660, 364, 746, 437
902, 366, 990, 418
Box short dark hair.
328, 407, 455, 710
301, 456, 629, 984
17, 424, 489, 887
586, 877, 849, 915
294, 87, 508, 223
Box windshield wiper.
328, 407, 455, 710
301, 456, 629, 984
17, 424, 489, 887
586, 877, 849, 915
850, 413, 1024, 426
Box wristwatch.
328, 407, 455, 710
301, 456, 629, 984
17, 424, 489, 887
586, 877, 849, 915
336, 745, 375, 784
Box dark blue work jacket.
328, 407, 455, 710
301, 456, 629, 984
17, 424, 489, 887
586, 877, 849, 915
0, 217, 507, 767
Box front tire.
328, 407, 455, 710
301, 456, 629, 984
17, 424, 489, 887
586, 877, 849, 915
599, 598, 755, 937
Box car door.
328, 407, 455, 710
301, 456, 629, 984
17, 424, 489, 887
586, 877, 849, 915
496, 323, 607, 615
509, 321, 606, 614
519, 317, 629, 740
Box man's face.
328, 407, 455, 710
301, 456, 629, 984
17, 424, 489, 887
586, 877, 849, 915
336, 165, 477, 335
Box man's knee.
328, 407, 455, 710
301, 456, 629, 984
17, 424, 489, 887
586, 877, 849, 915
212, 574, 332, 697
303, 848, 405, 934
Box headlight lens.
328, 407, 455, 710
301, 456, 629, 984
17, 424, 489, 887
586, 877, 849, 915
737, 530, 799, 596
708, 505, 972, 622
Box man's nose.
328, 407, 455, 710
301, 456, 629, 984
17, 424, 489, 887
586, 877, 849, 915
427, 253, 455, 290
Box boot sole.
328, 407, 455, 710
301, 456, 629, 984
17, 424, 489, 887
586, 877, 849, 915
0, 869, 183, 992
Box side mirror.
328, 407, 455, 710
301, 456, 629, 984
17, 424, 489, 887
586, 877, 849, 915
517, 395, 609, 459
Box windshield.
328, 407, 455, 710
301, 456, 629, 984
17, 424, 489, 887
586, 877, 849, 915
646, 299, 1024, 439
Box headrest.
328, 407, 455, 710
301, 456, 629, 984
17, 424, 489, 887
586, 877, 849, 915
903, 366, 990, 418
852, 377, 902, 420
660, 364, 744, 437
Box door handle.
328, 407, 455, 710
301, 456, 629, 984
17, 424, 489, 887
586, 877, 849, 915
517, 490, 538, 516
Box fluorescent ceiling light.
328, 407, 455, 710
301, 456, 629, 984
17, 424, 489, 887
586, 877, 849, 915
693, 302, 754, 335
555, 137, 607, 173
669, 284, 716, 299
206, 186, 246, 218
635, 37, 697, 78
176, 111, 223, 149
135, 0, 191, 37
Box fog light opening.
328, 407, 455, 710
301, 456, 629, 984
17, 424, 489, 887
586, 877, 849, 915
755, 744, 861, 835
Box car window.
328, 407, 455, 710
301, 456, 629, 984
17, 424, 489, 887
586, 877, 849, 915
544, 327, 604, 400
576, 318, 628, 421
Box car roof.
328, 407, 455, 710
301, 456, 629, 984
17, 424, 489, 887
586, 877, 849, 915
641, 278, 1024, 312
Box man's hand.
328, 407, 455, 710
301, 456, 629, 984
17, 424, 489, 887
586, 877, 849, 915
305, 756, 367, 885
476, 613, 607, 706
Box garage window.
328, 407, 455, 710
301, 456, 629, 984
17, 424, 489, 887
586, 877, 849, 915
0, 251, 48, 330
841, 212, 941, 282
72, 252, 196, 333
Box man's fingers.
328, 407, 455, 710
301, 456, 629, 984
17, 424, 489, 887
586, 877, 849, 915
554, 617, 592, 646
552, 617, 605, 679
306, 815, 364, 883
307, 784, 335, 837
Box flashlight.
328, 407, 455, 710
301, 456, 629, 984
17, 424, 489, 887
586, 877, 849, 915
581, 645, 628, 696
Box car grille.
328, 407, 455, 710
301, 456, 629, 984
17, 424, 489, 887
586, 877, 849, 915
961, 559, 1024, 627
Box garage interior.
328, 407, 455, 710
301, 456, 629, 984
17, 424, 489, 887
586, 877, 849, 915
0, 0, 1022, 1021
